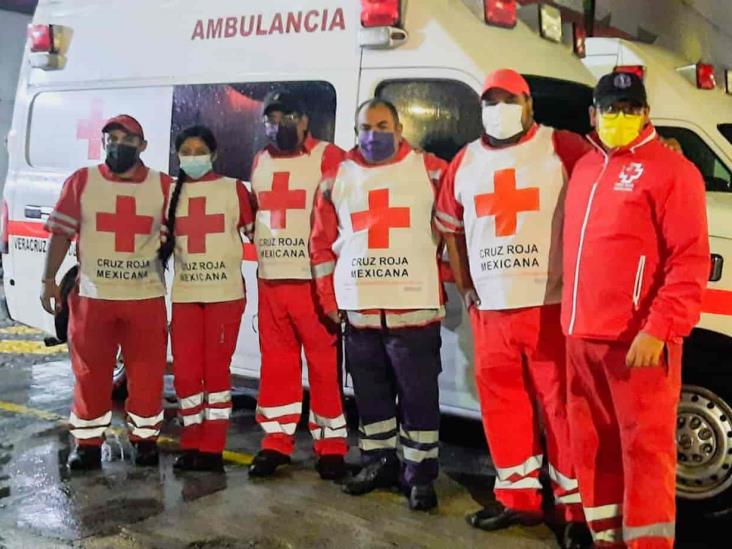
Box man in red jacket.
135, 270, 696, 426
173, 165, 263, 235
562, 71, 709, 549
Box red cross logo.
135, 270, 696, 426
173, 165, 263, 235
96, 196, 154, 253
76, 99, 106, 160
175, 197, 226, 254
258, 172, 306, 229
474, 169, 540, 237
350, 189, 411, 249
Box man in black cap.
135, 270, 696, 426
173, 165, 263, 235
248, 90, 349, 479
561, 71, 709, 548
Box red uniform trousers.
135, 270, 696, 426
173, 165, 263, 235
566, 338, 681, 549
67, 294, 167, 446
471, 304, 583, 523
256, 279, 347, 457
171, 299, 245, 454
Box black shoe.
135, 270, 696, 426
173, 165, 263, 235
196, 452, 225, 473
133, 441, 159, 467
67, 445, 102, 471
316, 454, 347, 480
248, 449, 290, 477
173, 450, 199, 471
467, 502, 543, 532
562, 522, 593, 549
408, 483, 438, 511
342, 455, 400, 496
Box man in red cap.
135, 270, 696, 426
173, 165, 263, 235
436, 69, 590, 539
41, 115, 172, 471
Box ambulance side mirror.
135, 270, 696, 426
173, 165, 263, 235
710, 254, 724, 282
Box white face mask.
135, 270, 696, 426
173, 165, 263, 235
179, 154, 213, 180
481, 103, 525, 140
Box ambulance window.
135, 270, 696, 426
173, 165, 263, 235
170, 81, 337, 181
524, 76, 593, 135
719, 124, 732, 146
656, 126, 732, 193
375, 79, 481, 161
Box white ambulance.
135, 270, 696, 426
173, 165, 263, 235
2, 0, 731, 514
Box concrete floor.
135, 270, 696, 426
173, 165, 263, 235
0, 320, 728, 548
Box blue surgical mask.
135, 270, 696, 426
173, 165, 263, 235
359, 130, 397, 164
179, 154, 213, 180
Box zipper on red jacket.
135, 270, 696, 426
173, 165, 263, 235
568, 150, 610, 336
632, 255, 646, 311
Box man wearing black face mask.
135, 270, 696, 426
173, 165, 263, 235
40, 115, 172, 471
248, 91, 349, 480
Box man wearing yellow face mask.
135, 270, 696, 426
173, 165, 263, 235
562, 71, 710, 548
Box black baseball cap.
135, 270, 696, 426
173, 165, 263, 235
262, 90, 305, 116
594, 71, 648, 109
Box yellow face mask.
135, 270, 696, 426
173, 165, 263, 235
597, 112, 644, 149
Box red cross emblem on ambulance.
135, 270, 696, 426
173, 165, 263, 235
96, 196, 153, 252
76, 99, 106, 161
474, 169, 540, 237
176, 197, 226, 254
258, 172, 306, 229
350, 188, 411, 249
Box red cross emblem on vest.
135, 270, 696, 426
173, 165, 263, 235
258, 172, 306, 229
96, 196, 154, 253
176, 197, 226, 254
474, 169, 540, 237
350, 188, 411, 249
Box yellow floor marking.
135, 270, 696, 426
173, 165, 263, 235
0, 400, 253, 466
0, 340, 68, 354
0, 326, 43, 335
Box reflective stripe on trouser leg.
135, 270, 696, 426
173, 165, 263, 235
548, 463, 582, 506
384, 322, 442, 486
127, 410, 164, 440
69, 411, 112, 441
309, 410, 348, 442
345, 325, 399, 465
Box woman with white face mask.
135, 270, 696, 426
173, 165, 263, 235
436, 69, 594, 542
159, 126, 255, 473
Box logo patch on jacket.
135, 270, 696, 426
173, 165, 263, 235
614, 162, 644, 192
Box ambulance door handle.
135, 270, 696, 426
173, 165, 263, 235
710, 254, 723, 282
24, 205, 52, 220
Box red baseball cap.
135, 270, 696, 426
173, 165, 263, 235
101, 114, 145, 140
481, 69, 531, 98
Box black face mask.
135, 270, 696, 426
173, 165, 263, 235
268, 124, 300, 152
105, 143, 139, 174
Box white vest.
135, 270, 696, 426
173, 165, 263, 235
454, 126, 566, 310
78, 167, 166, 300
330, 150, 441, 310
171, 177, 245, 303
251, 141, 328, 280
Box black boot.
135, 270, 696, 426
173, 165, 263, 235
248, 449, 290, 477
467, 501, 543, 531
196, 452, 225, 473
67, 445, 102, 471
173, 450, 198, 471
408, 483, 438, 511
133, 441, 159, 467
342, 455, 400, 496
562, 522, 593, 549
316, 454, 347, 480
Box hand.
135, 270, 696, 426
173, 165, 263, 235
326, 310, 342, 326
626, 332, 665, 368
40, 279, 61, 315
660, 137, 683, 154
461, 287, 481, 310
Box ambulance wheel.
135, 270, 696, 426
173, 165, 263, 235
676, 379, 732, 516
112, 349, 127, 400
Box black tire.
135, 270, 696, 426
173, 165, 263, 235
111, 348, 127, 401
677, 341, 732, 516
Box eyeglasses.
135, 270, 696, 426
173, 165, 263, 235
598, 104, 646, 118
103, 134, 142, 147
263, 113, 300, 126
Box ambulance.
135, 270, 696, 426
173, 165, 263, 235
1, 0, 731, 514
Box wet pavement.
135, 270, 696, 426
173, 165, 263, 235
0, 317, 729, 548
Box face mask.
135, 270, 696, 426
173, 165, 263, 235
266, 123, 300, 151
597, 112, 644, 149
482, 103, 525, 140
179, 154, 213, 180
359, 130, 396, 164
105, 143, 139, 174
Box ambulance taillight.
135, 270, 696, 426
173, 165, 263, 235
484, 0, 517, 29
696, 63, 716, 90
614, 65, 646, 80
573, 24, 587, 58
28, 24, 58, 53
361, 0, 401, 28
27, 24, 70, 71
1, 201, 9, 255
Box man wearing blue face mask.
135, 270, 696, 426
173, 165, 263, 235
310, 98, 448, 511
